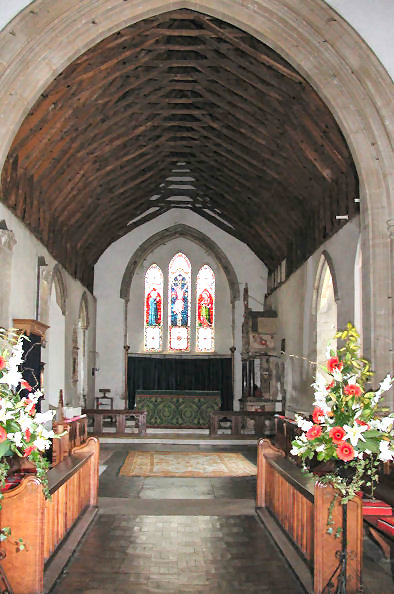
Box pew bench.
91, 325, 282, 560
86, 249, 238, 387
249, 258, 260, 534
209, 410, 276, 436
84, 409, 147, 435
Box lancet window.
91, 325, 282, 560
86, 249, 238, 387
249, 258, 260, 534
168, 253, 191, 351
196, 265, 215, 352
144, 264, 163, 352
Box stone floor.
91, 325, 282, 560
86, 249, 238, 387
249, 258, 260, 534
51, 443, 393, 593
51, 443, 304, 593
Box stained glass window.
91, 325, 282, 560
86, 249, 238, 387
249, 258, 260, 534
168, 253, 191, 351
196, 265, 215, 352
144, 264, 163, 352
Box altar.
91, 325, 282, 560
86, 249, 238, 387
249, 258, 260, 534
135, 390, 221, 428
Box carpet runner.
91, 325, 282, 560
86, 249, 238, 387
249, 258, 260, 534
119, 451, 257, 477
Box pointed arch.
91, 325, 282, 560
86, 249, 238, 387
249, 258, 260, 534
144, 264, 163, 352
0, 0, 393, 384
168, 252, 191, 351
78, 291, 90, 330
50, 264, 67, 316
313, 252, 338, 366
196, 264, 215, 352
120, 224, 239, 304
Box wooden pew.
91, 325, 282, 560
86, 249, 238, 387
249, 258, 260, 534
209, 410, 276, 436
256, 439, 362, 594
84, 409, 147, 435
0, 437, 99, 594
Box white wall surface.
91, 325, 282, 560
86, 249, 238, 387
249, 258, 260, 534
0, 202, 96, 407
266, 216, 360, 416
94, 208, 268, 408
0, 1, 392, 78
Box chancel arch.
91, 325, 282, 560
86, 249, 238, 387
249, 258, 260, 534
0, 0, 392, 402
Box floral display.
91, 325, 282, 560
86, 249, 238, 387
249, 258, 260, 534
0, 329, 57, 548
291, 323, 394, 504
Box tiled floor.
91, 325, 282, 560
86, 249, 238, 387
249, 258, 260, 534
51, 443, 304, 593
51, 443, 394, 594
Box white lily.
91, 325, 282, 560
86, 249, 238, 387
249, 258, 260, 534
343, 423, 368, 447
332, 368, 343, 382
378, 440, 394, 462
0, 367, 23, 389
295, 415, 313, 432
7, 431, 23, 447
34, 410, 55, 425
379, 416, 394, 432
375, 374, 393, 398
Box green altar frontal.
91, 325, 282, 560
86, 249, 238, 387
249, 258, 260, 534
135, 390, 221, 428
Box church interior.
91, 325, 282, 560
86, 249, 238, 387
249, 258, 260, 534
0, 1, 392, 593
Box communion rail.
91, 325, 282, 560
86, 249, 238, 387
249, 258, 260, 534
0, 436, 99, 594
256, 439, 362, 594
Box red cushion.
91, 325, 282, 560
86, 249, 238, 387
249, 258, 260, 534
362, 499, 392, 516
377, 516, 394, 537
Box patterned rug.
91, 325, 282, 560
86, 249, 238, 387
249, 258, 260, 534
119, 451, 257, 477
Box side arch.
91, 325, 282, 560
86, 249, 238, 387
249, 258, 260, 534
120, 224, 240, 304
312, 250, 339, 314
50, 264, 67, 315
78, 291, 90, 329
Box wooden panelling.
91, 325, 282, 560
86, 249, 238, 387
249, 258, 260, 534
0, 437, 99, 594
256, 439, 362, 594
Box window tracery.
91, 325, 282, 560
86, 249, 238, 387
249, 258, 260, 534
144, 264, 163, 351
196, 265, 215, 352
168, 253, 191, 351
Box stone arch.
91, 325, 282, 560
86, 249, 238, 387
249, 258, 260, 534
312, 250, 339, 314
120, 224, 240, 304
313, 251, 338, 366
78, 291, 90, 329
50, 264, 67, 315
0, 0, 392, 382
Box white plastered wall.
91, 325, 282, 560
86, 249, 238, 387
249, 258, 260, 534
266, 217, 361, 416
0, 202, 96, 407
94, 209, 268, 409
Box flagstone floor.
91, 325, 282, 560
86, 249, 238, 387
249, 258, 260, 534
50, 443, 393, 593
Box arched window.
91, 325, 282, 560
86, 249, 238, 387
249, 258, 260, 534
168, 253, 191, 351
144, 264, 163, 352
354, 238, 363, 351
196, 265, 215, 352
314, 254, 338, 367
77, 293, 89, 406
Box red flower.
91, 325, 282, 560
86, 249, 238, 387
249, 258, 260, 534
336, 441, 355, 462
327, 357, 343, 373
23, 398, 36, 416
23, 445, 36, 457
21, 380, 32, 392
0, 356, 6, 371
356, 419, 370, 429
25, 428, 31, 442
344, 384, 362, 397
0, 426, 7, 443
326, 380, 334, 391
312, 407, 325, 424
306, 425, 322, 440
329, 426, 346, 444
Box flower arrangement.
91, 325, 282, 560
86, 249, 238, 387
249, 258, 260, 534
0, 329, 57, 549
291, 323, 393, 508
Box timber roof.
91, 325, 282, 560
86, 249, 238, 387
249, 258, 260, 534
1, 9, 358, 290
